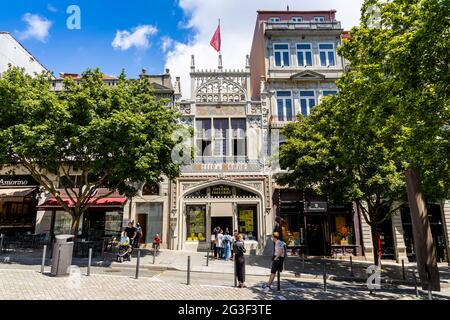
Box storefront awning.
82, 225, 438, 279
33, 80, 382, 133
37, 188, 127, 209
0, 188, 37, 202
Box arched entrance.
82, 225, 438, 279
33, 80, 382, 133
178, 180, 265, 253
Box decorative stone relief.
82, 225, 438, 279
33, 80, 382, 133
248, 116, 262, 128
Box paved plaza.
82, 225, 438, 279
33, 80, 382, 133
1, 249, 450, 300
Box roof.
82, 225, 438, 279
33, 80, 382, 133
257, 10, 336, 14
0, 31, 49, 74
56, 73, 118, 80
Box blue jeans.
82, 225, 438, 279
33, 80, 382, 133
224, 242, 231, 261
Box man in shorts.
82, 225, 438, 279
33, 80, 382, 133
262, 232, 285, 292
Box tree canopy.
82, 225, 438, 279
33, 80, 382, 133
0, 67, 182, 233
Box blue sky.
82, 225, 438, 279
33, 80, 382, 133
1, 0, 189, 77
0, 0, 363, 97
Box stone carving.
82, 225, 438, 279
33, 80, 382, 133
179, 117, 193, 127
248, 116, 262, 128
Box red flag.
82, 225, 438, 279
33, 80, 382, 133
210, 23, 221, 52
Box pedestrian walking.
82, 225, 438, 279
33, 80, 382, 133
223, 231, 233, 261
262, 232, 286, 292
134, 223, 143, 248
212, 226, 220, 259
124, 222, 137, 247
233, 234, 246, 288
217, 229, 224, 259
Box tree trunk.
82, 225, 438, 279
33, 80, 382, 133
405, 169, 440, 291
370, 223, 380, 266
70, 209, 82, 238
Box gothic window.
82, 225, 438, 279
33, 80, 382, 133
142, 183, 160, 196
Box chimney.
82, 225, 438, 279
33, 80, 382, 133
191, 55, 195, 71
218, 54, 223, 70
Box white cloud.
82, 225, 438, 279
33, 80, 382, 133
47, 4, 58, 13
112, 25, 158, 51
18, 13, 52, 43
161, 36, 175, 53
165, 0, 364, 99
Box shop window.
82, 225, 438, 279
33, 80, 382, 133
279, 201, 304, 246
330, 212, 355, 245
104, 211, 123, 237
53, 211, 73, 235
237, 205, 257, 240
186, 205, 206, 241
142, 183, 160, 196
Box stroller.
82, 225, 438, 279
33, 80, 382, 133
116, 236, 133, 263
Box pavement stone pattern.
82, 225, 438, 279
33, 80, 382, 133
1, 268, 449, 300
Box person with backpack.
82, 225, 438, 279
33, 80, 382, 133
233, 233, 246, 288
262, 232, 286, 292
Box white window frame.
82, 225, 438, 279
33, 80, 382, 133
314, 16, 325, 22
276, 91, 294, 122
296, 43, 313, 67
320, 90, 338, 102
299, 90, 317, 116
273, 43, 291, 67
318, 43, 336, 67
291, 17, 303, 23
269, 17, 281, 23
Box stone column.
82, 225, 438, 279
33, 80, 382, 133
391, 206, 408, 263
359, 202, 374, 261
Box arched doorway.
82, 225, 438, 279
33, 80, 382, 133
179, 180, 265, 252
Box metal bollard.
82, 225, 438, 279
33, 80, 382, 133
206, 250, 210, 267
135, 249, 141, 279
187, 256, 191, 285
234, 259, 237, 287
401, 259, 405, 280
350, 256, 354, 278
427, 270, 432, 300
277, 270, 281, 291
87, 248, 92, 276
323, 260, 327, 292
412, 270, 419, 297
0, 235, 4, 254
41, 245, 47, 274
153, 247, 156, 265
302, 253, 305, 271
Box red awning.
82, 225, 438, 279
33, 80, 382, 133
37, 189, 127, 209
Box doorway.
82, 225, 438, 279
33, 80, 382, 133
306, 215, 327, 256
136, 214, 147, 244
211, 217, 233, 235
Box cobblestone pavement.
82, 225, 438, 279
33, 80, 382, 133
1, 268, 450, 300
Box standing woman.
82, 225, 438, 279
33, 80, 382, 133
233, 234, 246, 288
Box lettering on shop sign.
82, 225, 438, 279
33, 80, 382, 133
0, 175, 39, 187
210, 185, 232, 197
305, 201, 327, 213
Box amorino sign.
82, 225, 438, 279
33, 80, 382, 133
0, 175, 39, 187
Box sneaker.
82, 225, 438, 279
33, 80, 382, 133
262, 283, 268, 289
263, 286, 272, 293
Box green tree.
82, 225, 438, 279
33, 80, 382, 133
0, 67, 182, 235
280, 0, 449, 288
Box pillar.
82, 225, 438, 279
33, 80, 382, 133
441, 200, 450, 264
392, 206, 408, 263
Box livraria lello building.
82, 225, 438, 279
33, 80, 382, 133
1, 10, 449, 263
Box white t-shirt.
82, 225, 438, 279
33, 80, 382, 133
217, 233, 224, 247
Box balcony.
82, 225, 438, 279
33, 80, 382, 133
265, 21, 343, 36
269, 115, 296, 129
181, 157, 265, 173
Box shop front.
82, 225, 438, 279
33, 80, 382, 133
37, 189, 127, 240
176, 179, 267, 254
0, 175, 40, 236
401, 203, 448, 263
273, 188, 363, 257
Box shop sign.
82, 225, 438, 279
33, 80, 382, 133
210, 185, 232, 197
0, 175, 39, 187
305, 201, 327, 213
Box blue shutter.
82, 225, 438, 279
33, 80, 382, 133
277, 99, 285, 121
300, 99, 308, 116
